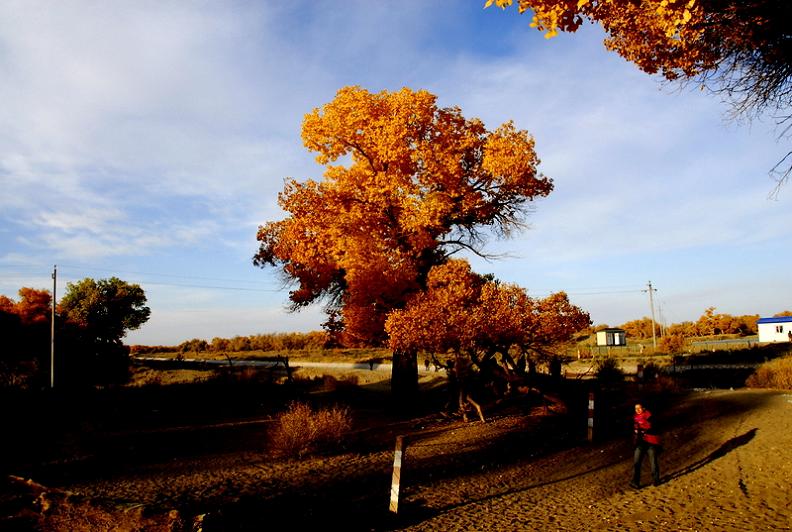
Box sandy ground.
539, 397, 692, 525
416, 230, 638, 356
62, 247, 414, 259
4, 367, 792, 531
397, 389, 792, 531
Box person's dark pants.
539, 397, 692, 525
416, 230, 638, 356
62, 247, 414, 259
632, 443, 660, 486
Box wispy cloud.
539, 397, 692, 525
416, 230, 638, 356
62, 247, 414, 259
0, 2, 317, 261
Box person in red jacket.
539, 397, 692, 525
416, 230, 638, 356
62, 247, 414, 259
631, 402, 661, 488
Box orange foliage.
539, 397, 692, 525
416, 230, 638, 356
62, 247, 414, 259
491, 0, 792, 187
256, 86, 552, 345
488, 1, 790, 108
0, 295, 15, 314
658, 333, 686, 354
693, 307, 758, 336
634, 308, 759, 339
386, 260, 484, 355
386, 259, 590, 362
533, 291, 593, 346
620, 317, 659, 340
11, 288, 51, 325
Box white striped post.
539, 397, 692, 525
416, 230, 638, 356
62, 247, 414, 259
389, 435, 405, 513
587, 392, 595, 442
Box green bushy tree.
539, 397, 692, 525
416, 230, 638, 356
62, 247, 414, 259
59, 277, 150, 386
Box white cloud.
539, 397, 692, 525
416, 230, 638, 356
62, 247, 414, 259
0, 2, 318, 261
32, 207, 124, 234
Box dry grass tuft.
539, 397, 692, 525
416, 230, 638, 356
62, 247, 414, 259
745, 355, 792, 389
270, 402, 353, 458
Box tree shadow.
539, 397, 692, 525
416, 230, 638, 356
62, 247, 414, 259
664, 428, 757, 483
397, 455, 623, 527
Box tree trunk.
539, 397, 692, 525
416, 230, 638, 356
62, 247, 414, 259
391, 349, 418, 405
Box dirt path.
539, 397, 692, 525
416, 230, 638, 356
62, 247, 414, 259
395, 389, 792, 531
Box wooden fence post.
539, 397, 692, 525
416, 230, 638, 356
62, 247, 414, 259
389, 435, 405, 513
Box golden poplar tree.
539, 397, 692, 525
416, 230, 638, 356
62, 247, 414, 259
255, 86, 553, 397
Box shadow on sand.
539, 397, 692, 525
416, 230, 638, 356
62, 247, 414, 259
664, 427, 757, 485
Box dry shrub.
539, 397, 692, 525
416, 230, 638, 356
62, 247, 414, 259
270, 402, 352, 457
595, 356, 624, 387
746, 355, 792, 389
658, 334, 686, 354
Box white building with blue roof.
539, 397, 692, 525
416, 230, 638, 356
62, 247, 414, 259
757, 316, 792, 343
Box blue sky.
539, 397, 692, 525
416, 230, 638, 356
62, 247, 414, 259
1, 1, 789, 345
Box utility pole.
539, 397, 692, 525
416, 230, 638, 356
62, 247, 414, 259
644, 281, 658, 349
51, 265, 56, 389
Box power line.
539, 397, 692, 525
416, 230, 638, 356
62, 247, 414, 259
124, 280, 283, 292
563, 289, 644, 296
1, 261, 278, 285
0, 261, 285, 293
57, 263, 273, 286
50, 274, 285, 293
530, 289, 645, 297
0, 261, 653, 298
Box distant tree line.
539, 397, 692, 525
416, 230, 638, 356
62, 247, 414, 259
139, 306, 792, 359
130, 331, 329, 355
664, 307, 760, 338
592, 307, 792, 343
